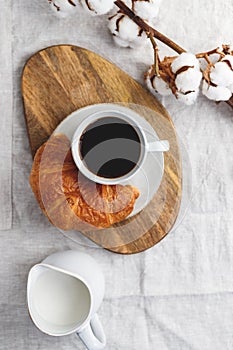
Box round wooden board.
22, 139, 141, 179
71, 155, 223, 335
22, 45, 182, 254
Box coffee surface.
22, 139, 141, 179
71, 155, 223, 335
79, 117, 141, 178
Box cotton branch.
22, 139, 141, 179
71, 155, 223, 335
114, 0, 233, 110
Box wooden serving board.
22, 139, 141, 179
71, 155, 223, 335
22, 45, 182, 254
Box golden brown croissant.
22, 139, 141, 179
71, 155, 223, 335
30, 133, 139, 230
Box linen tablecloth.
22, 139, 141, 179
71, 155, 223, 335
0, 0, 233, 349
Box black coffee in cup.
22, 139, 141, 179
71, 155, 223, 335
79, 117, 141, 179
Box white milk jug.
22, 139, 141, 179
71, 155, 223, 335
27, 250, 106, 350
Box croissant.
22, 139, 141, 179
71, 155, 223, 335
29, 133, 139, 230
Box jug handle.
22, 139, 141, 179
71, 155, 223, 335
78, 313, 106, 350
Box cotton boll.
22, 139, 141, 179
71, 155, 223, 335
175, 68, 202, 93
174, 66, 202, 104
80, 0, 114, 15
108, 14, 147, 48
202, 80, 232, 101
176, 90, 199, 105
152, 76, 172, 96
48, 0, 78, 17
133, 0, 161, 20
171, 53, 200, 74
145, 69, 172, 96
210, 61, 233, 87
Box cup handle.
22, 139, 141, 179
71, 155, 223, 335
148, 140, 170, 152
78, 314, 106, 350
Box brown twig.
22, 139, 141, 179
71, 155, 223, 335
196, 47, 222, 58
148, 34, 160, 76
196, 47, 225, 64
114, 0, 185, 54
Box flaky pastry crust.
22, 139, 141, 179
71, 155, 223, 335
30, 134, 139, 231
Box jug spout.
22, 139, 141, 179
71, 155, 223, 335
27, 264, 49, 294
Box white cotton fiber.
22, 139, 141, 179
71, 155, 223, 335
227, 83, 233, 93
175, 68, 202, 93
171, 52, 200, 74
202, 80, 232, 101
108, 14, 146, 48
151, 76, 172, 96
80, 0, 114, 15
177, 90, 199, 105
210, 61, 233, 87
145, 66, 172, 96
134, 0, 161, 20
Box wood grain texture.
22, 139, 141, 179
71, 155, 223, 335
22, 45, 182, 254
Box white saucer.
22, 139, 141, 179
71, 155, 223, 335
53, 103, 164, 217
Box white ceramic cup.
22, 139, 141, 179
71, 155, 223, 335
27, 250, 106, 350
71, 109, 169, 185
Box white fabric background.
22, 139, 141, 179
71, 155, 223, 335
0, 0, 233, 349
